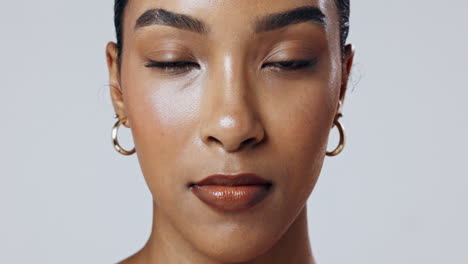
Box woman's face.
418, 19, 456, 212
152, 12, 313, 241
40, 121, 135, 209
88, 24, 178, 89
107, 0, 352, 261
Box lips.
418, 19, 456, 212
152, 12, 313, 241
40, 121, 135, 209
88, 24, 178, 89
189, 174, 273, 211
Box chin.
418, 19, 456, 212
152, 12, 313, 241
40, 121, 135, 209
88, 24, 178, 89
190, 224, 284, 263
168, 197, 300, 263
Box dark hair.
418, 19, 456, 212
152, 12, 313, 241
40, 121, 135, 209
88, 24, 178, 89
335, 0, 350, 54
114, 0, 350, 64
114, 0, 127, 66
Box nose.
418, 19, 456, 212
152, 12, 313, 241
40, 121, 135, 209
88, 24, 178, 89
199, 56, 265, 153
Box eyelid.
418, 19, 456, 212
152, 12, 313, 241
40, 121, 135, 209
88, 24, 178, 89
265, 48, 316, 62
262, 59, 318, 71
262, 45, 319, 71
145, 50, 196, 62
144, 60, 201, 77
144, 60, 199, 68
142, 48, 199, 73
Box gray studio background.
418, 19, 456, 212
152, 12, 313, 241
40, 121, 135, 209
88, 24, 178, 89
1, 1, 467, 263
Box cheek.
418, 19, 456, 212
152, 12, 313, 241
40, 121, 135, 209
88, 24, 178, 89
121, 68, 203, 202
263, 77, 337, 207
139, 78, 202, 127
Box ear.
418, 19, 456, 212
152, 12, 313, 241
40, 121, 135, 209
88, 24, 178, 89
337, 44, 355, 115
106, 42, 130, 128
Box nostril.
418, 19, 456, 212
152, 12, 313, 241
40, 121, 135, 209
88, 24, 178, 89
240, 137, 257, 149
206, 135, 258, 151
207, 136, 222, 145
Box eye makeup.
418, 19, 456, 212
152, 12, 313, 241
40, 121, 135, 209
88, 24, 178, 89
138, 33, 323, 77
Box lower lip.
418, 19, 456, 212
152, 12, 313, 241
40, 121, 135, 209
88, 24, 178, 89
190, 185, 272, 211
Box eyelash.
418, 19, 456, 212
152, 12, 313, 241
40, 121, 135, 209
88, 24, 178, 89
261, 60, 317, 70
144, 61, 200, 72
144, 59, 317, 73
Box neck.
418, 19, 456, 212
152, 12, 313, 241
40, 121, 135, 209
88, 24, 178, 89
131, 204, 316, 264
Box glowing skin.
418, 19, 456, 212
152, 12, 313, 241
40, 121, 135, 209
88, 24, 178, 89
106, 0, 354, 263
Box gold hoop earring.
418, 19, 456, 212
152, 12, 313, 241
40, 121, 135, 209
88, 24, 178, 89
111, 115, 136, 156
326, 114, 346, 157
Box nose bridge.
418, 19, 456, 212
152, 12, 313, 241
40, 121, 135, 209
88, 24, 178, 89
199, 53, 264, 152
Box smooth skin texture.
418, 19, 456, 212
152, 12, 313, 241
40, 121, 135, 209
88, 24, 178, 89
106, 0, 354, 263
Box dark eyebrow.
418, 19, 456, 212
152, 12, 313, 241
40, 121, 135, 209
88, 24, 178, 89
134, 8, 209, 34
255, 6, 326, 33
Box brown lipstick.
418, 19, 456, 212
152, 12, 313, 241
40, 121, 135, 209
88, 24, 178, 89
189, 173, 273, 211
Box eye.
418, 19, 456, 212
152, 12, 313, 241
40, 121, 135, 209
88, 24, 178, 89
262, 59, 317, 71
144, 60, 200, 74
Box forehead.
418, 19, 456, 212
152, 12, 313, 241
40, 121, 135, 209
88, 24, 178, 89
121, 0, 341, 58
123, 0, 340, 32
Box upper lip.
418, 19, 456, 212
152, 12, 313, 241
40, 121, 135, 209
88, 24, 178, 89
191, 173, 272, 187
